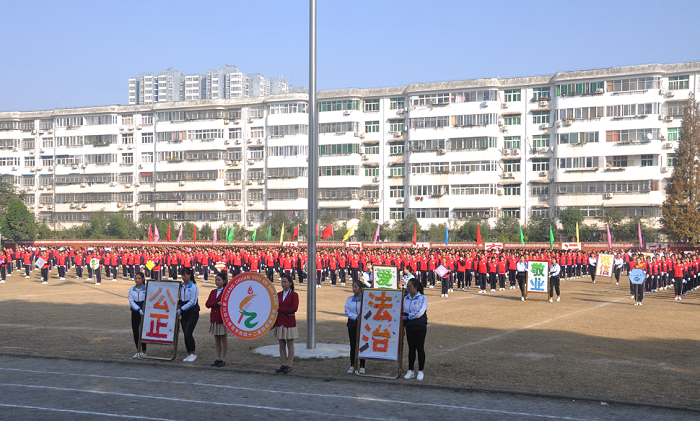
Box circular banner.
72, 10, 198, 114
221, 272, 278, 340
89, 258, 100, 270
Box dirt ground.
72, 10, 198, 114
1, 266, 699, 408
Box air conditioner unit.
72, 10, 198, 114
359, 133, 365, 139
497, 188, 504, 196
604, 193, 613, 199
12, 166, 18, 171
232, 201, 239, 206
37, 204, 43, 209
235, 139, 241, 144
125, 184, 131, 188
247, 159, 255, 165
246, 180, 253, 185
660, 134, 666, 141
225, 160, 232, 166
665, 116, 674, 122
82, 203, 88, 209
225, 139, 231, 144
663, 142, 673, 149
118, 145, 124, 150
179, 181, 185, 186
224, 120, 230, 125
666, 91, 675, 98
80, 182, 87, 188
127, 203, 133, 208
110, 182, 117, 187
354, 132, 360, 137
499, 126, 508, 133
372, 176, 380, 182
134, 183, 140, 187
344, 110, 351, 116
539, 171, 548, 177
12, 147, 17, 152
247, 139, 253, 144
429, 98, 438, 105
481, 102, 488, 107
81, 163, 88, 168
136, 124, 143, 130
177, 201, 183, 205
564, 120, 573, 126
48, 129, 53, 134
397, 109, 404, 114
505, 172, 513, 178
116, 203, 122, 208
510, 149, 520, 155
539, 147, 549, 153
539, 100, 549, 107
39, 186, 44, 190
257, 179, 264, 185
369, 198, 376, 203
556, 121, 563, 127
248, 118, 254, 123
40, 148, 45, 153
138, 164, 143, 169
47, 205, 53, 210
70, 204, 76, 209
501, 102, 509, 108
234, 179, 241, 185
235, 119, 241, 124
437, 149, 446, 155
497, 119, 504, 126
661, 166, 669, 173
256, 139, 262, 145
225, 180, 232, 186
540, 123, 548, 130
127, 145, 134, 149
248, 200, 255, 206
397, 197, 404, 204
361, 155, 369, 161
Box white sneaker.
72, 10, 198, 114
42, 281, 48, 284
133, 353, 140, 359
416, 371, 424, 381
359, 367, 365, 374
183, 354, 193, 362
521, 297, 525, 301
548, 299, 553, 302
0, 280, 4, 283
449, 289, 453, 292
141, 352, 146, 357
556, 297, 560, 302
95, 282, 101, 286
404, 370, 414, 380
347, 366, 354, 374
445, 294, 448, 298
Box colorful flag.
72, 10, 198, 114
228, 225, 234, 244
225, 226, 229, 243
372, 224, 380, 245
342, 224, 355, 242
476, 225, 482, 246
267, 224, 271, 243
154, 225, 160, 243
193, 225, 197, 242
148, 225, 153, 242
321, 224, 333, 240
252, 227, 257, 243
165, 224, 171, 242
412, 224, 417, 246
213, 228, 217, 244
291, 224, 299, 241
444, 224, 449, 246
549, 225, 554, 250
575, 222, 580, 249
176, 225, 182, 243
279, 222, 284, 244
519, 224, 525, 246
316, 223, 319, 237
638, 222, 644, 249
606, 223, 612, 249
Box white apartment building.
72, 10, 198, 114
3, 61, 698, 231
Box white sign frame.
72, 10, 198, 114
485, 242, 504, 252
372, 265, 399, 289
526, 260, 549, 299
595, 253, 614, 278
357, 288, 404, 363
140, 280, 180, 346
561, 243, 580, 250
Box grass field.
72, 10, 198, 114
1, 266, 698, 408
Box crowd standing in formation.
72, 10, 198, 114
2, 243, 697, 380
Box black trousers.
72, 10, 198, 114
674, 277, 683, 296
634, 282, 645, 302
549, 276, 560, 298
488, 273, 497, 290
338, 268, 346, 284
517, 275, 526, 297
41, 267, 49, 282
498, 274, 506, 289
405, 328, 426, 371
180, 312, 199, 353
478, 273, 487, 290
427, 271, 435, 286
58, 266, 65, 278
441, 275, 450, 295
457, 271, 465, 288
131, 310, 146, 352
0, 266, 5, 281
330, 270, 337, 285
347, 325, 365, 368
76, 265, 83, 278
25, 264, 31, 277
589, 266, 596, 282
508, 269, 516, 286
614, 267, 621, 283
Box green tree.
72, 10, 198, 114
232, 223, 249, 241
601, 208, 625, 240
0, 181, 26, 214
199, 223, 214, 241
291, 215, 308, 241
262, 213, 291, 243
662, 92, 700, 242
356, 211, 379, 241
319, 212, 338, 230
36, 219, 54, 240
523, 216, 551, 242
388, 213, 420, 242
1, 200, 37, 241
425, 222, 447, 242
558, 208, 584, 241
180, 222, 196, 241
454, 217, 493, 242
493, 216, 521, 242
86, 211, 109, 239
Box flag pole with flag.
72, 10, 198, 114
252, 227, 257, 243
176, 225, 182, 243
342, 224, 355, 242
576, 222, 580, 249
228, 225, 233, 244
372, 224, 380, 245
549, 225, 554, 250
154, 225, 160, 243
213, 228, 217, 244
476, 224, 482, 247
267, 224, 271, 243
166, 224, 171, 242
279, 222, 285, 244
638, 222, 644, 250
519, 224, 525, 246
444, 223, 449, 246
148, 225, 153, 242
412, 224, 417, 246
320, 224, 333, 240
291, 223, 299, 241
225, 226, 229, 244
193, 225, 197, 242
606, 223, 612, 249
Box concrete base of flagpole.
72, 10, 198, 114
254, 343, 349, 359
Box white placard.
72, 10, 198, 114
140, 281, 180, 344
413, 242, 430, 249
527, 261, 549, 294
372, 265, 399, 289
282, 241, 298, 248
358, 289, 403, 361
561, 243, 580, 250
485, 242, 504, 251
595, 254, 614, 278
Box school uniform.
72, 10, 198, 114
178, 281, 200, 354
274, 289, 299, 340
345, 295, 365, 369
549, 262, 561, 299
129, 284, 147, 352
588, 256, 597, 283
403, 292, 428, 373
205, 287, 227, 336
516, 261, 528, 298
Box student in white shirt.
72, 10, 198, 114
128, 272, 147, 358
178, 267, 200, 362
401, 278, 428, 381
344, 280, 366, 374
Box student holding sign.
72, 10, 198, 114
344, 280, 366, 374
178, 267, 200, 362
128, 273, 147, 358
401, 278, 428, 381
632, 257, 646, 305
549, 258, 561, 302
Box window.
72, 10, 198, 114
410, 185, 449, 196
250, 127, 264, 138
268, 125, 308, 136
503, 185, 520, 195
557, 81, 605, 96
556, 107, 603, 120
450, 161, 497, 173
667, 128, 681, 142
364, 167, 379, 177
21, 139, 35, 150
667, 102, 685, 117
42, 138, 54, 148
269, 103, 308, 114
268, 189, 308, 200
185, 150, 225, 161
390, 186, 404, 198
532, 135, 550, 148
318, 143, 360, 156
557, 157, 599, 169
389, 144, 404, 154
319, 100, 360, 112
0, 157, 20, 166
531, 209, 549, 219
318, 122, 360, 133
532, 87, 551, 100
450, 137, 497, 150
84, 153, 116, 165
20, 121, 34, 131
247, 190, 264, 201
248, 107, 264, 119
606, 128, 659, 143
503, 115, 520, 125
122, 115, 134, 125
156, 131, 187, 142
55, 117, 84, 127
411, 93, 450, 106
668, 75, 690, 90
532, 185, 549, 195
389, 119, 404, 132
157, 151, 184, 162
453, 114, 498, 126
606, 103, 659, 117
42, 157, 53, 167
502, 208, 520, 218
453, 208, 497, 219
269, 145, 308, 157
612, 156, 628, 167
365, 121, 379, 133
185, 110, 225, 121
641, 155, 654, 167
141, 152, 153, 163
451, 90, 497, 103
532, 111, 550, 124
319, 188, 359, 200
503, 159, 520, 172
451, 184, 496, 195
390, 98, 405, 110
389, 165, 404, 177
408, 139, 445, 151
229, 128, 242, 139
121, 134, 133, 144
25, 157, 35, 167
84, 115, 117, 125
319, 165, 359, 176
141, 114, 154, 125
248, 149, 264, 160
554, 181, 658, 195
557, 132, 599, 144
364, 99, 380, 112
409, 116, 449, 129
141, 133, 153, 144
390, 208, 404, 219
667, 153, 677, 167
532, 158, 550, 171
189, 129, 224, 140
247, 170, 264, 181
504, 89, 521, 102
156, 111, 185, 122
504, 136, 520, 149
409, 208, 449, 218
364, 145, 379, 155
605, 77, 659, 93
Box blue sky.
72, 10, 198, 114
2, 0, 699, 111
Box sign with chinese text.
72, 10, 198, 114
485, 242, 504, 252
527, 261, 549, 296
413, 242, 430, 249
372, 265, 399, 289
561, 243, 580, 250
346, 242, 363, 249
221, 272, 278, 340
140, 281, 180, 344
646, 243, 668, 251
596, 254, 614, 278
282, 241, 298, 248
358, 289, 403, 361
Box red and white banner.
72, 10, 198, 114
346, 242, 363, 249
646, 242, 668, 251
485, 242, 504, 251
282, 241, 298, 248
413, 242, 430, 249
561, 243, 580, 250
